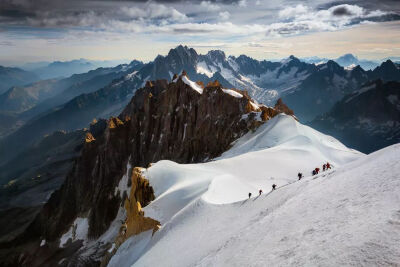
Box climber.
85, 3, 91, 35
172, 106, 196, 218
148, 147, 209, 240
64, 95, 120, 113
272, 184, 277, 190
312, 170, 316, 176
323, 164, 326, 171
315, 167, 320, 174
326, 162, 331, 169
249, 192, 252, 199
298, 172, 303, 180
259, 189, 263, 196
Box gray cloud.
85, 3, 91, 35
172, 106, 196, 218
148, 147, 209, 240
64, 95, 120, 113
332, 6, 354, 16
0, 0, 399, 39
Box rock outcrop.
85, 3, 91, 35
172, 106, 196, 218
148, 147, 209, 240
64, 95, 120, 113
5, 74, 292, 266
274, 98, 294, 116
100, 167, 160, 267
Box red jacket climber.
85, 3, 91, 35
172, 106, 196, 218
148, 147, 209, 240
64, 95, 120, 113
326, 162, 331, 169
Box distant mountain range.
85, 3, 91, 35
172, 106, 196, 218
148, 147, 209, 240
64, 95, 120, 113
0, 60, 143, 136
0, 60, 144, 162
310, 80, 400, 153
0, 66, 39, 94
1, 46, 399, 164
300, 53, 399, 71
20, 59, 130, 80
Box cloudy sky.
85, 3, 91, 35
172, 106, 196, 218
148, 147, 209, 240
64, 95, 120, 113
0, 0, 399, 64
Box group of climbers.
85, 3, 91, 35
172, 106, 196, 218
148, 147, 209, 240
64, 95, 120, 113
248, 162, 333, 199
312, 162, 331, 175
248, 184, 276, 198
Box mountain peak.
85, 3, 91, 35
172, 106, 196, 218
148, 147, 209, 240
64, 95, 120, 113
335, 53, 359, 67
168, 45, 198, 59
326, 59, 342, 69
281, 55, 300, 65
338, 53, 358, 60
370, 59, 399, 80
381, 59, 395, 67
206, 50, 226, 61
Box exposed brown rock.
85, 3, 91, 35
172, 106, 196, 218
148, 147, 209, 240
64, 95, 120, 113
260, 106, 279, 121
85, 132, 96, 143
122, 168, 159, 238
206, 80, 221, 87
108, 117, 124, 129
274, 98, 294, 116
196, 81, 205, 88
145, 80, 154, 87
245, 99, 261, 113
101, 167, 160, 267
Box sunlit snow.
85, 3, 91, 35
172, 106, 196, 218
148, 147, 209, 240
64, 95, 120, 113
106, 114, 400, 267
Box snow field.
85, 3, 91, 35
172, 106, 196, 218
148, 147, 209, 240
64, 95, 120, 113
107, 114, 393, 267
130, 144, 400, 266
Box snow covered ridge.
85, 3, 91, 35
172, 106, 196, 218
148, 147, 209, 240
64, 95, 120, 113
175, 72, 246, 99
181, 74, 203, 94
108, 115, 397, 266
173, 73, 272, 116
222, 89, 243, 98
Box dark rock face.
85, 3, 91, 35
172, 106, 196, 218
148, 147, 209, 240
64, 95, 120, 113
4, 76, 286, 266
368, 59, 400, 82
120, 78, 260, 165
310, 80, 400, 153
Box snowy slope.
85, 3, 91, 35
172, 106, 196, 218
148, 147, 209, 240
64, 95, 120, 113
129, 144, 399, 267
107, 114, 393, 266
139, 114, 362, 221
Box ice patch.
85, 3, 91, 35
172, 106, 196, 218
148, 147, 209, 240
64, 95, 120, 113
59, 217, 89, 248
345, 64, 357, 70
196, 61, 217, 78
182, 75, 203, 94
115, 160, 132, 198
108, 243, 116, 253
228, 57, 240, 72
125, 71, 138, 80
314, 61, 327, 66
249, 101, 260, 110
222, 89, 243, 98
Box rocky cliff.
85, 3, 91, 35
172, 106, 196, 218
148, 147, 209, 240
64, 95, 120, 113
2, 74, 291, 266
